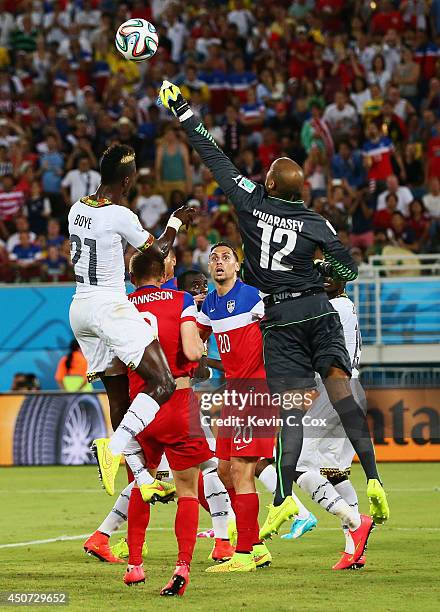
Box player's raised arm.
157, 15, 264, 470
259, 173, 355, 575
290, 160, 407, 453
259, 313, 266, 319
314, 219, 358, 282
158, 81, 264, 212
117, 204, 196, 258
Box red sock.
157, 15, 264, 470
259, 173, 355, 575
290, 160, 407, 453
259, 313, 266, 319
226, 487, 237, 513
253, 518, 261, 546
126, 462, 134, 483
127, 487, 150, 566
198, 471, 209, 513
235, 493, 259, 553
175, 496, 199, 565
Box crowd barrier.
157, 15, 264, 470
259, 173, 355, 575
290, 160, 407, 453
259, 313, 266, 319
1, 389, 438, 466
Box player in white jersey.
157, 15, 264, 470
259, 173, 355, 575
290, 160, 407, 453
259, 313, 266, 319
68, 144, 195, 499
285, 277, 370, 569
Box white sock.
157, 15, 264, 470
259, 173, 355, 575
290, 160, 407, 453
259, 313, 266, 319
123, 439, 155, 487
335, 480, 360, 554
258, 464, 310, 520
297, 471, 361, 530
257, 464, 277, 493
98, 481, 134, 535
202, 466, 229, 539
291, 489, 311, 520
108, 393, 160, 455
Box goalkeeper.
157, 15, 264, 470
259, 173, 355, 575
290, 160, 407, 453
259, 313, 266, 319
158, 82, 389, 557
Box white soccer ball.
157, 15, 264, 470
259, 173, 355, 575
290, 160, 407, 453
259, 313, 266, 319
115, 18, 159, 62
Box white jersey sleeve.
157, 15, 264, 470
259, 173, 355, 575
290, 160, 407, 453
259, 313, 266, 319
113, 206, 154, 251
330, 296, 361, 377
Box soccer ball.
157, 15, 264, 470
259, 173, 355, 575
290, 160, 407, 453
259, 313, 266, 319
115, 18, 159, 62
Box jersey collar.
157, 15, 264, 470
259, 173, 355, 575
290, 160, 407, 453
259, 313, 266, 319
267, 196, 305, 206
80, 196, 112, 208
215, 278, 241, 299
135, 284, 161, 291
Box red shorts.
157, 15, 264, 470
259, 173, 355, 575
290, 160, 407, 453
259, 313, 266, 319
136, 388, 213, 472
215, 406, 276, 461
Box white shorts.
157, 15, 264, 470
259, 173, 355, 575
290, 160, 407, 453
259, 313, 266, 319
69, 292, 155, 378
297, 378, 366, 473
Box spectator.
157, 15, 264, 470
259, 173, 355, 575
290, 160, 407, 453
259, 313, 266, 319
61, 156, 100, 206
376, 175, 414, 216
323, 91, 358, 140
41, 245, 68, 282
155, 125, 192, 204
46, 218, 64, 248
347, 190, 376, 250
362, 123, 403, 190
9, 231, 42, 281
423, 177, 440, 218
0, 175, 25, 234
331, 140, 365, 189
393, 46, 420, 106
39, 133, 64, 217
134, 177, 167, 234
350, 76, 371, 115
387, 211, 419, 252
367, 54, 391, 94
304, 146, 328, 197
403, 143, 425, 189
24, 180, 51, 236
192, 234, 211, 276
6, 216, 37, 252
426, 119, 440, 180
301, 99, 334, 159
238, 148, 263, 183
0, 145, 13, 176
55, 339, 92, 391
176, 247, 199, 276
407, 199, 430, 244
374, 192, 399, 230
222, 104, 244, 158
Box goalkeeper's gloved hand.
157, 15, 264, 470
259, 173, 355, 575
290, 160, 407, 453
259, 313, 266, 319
158, 80, 191, 119
313, 258, 334, 278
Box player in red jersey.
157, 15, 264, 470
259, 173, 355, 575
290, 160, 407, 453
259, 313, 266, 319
197, 243, 274, 573
123, 250, 213, 596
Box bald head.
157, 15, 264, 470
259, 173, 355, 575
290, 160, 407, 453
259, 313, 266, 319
265, 157, 304, 201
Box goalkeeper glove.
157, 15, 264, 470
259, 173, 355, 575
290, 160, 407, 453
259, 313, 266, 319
159, 80, 191, 119
313, 258, 334, 278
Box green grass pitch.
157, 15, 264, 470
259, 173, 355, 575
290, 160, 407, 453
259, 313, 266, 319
0, 463, 439, 611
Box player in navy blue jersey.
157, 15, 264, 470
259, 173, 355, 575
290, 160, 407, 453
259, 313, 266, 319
158, 83, 389, 552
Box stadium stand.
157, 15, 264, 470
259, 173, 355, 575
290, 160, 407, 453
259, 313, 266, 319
0, 0, 439, 285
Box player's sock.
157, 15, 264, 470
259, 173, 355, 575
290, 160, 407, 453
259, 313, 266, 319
274, 409, 304, 506
98, 481, 134, 536
127, 487, 150, 566
203, 469, 229, 540
332, 395, 380, 481
297, 472, 361, 530
175, 497, 199, 564
334, 480, 360, 554
108, 393, 160, 455
123, 439, 155, 486
198, 471, 210, 512
258, 463, 310, 519
257, 464, 277, 493
226, 487, 237, 512
235, 493, 259, 553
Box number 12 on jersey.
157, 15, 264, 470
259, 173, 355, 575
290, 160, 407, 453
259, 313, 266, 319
257, 220, 297, 271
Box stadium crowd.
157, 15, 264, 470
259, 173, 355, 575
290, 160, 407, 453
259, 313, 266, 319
0, 0, 440, 283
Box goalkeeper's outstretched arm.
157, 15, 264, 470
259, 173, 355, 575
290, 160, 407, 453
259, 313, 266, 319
159, 81, 264, 212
